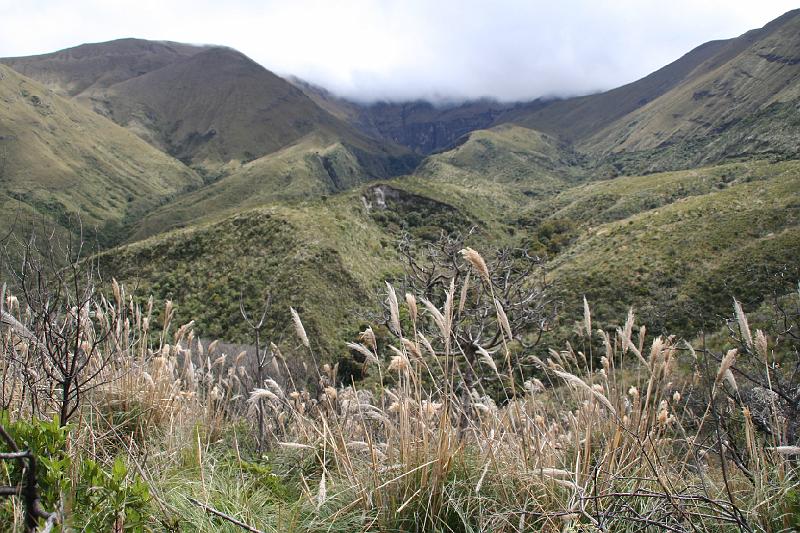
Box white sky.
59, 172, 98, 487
0, 0, 797, 102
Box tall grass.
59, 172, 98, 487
1, 257, 799, 531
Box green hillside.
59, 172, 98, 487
95, 90, 800, 352
0, 64, 201, 241
129, 129, 419, 240
539, 159, 800, 333
501, 9, 800, 173
2, 12, 798, 352
3, 40, 420, 190
97, 46, 354, 166
97, 195, 402, 353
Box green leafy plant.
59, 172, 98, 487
73, 457, 151, 531
0, 413, 150, 531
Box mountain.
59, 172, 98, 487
95, 46, 362, 166
289, 78, 516, 154
3, 40, 419, 178
129, 128, 421, 240
294, 8, 799, 165
582, 8, 800, 172
501, 9, 800, 172
3, 10, 800, 353
0, 63, 201, 241
0, 38, 203, 98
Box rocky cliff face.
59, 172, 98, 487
353, 100, 514, 154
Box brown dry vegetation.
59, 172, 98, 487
1, 244, 798, 532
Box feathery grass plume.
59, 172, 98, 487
388, 347, 410, 373
208, 339, 220, 355
495, 298, 513, 341
723, 369, 738, 393
599, 329, 612, 359
474, 462, 490, 494
346, 342, 379, 365
773, 446, 800, 455
524, 379, 545, 395
359, 326, 377, 352
461, 247, 491, 285
755, 329, 768, 361
279, 442, 315, 450
385, 282, 402, 336
637, 325, 646, 355
476, 346, 498, 373
290, 307, 310, 348
733, 299, 753, 350
405, 293, 418, 324
536, 468, 574, 479
1, 308, 38, 344
548, 348, 566, 369
317, 472, 327, 509
657, 400, 669, 426
583, 296, 592, 338
420, 298, 448, 341
264, 378, 284, 398
715, 349, 737, 386
458, 270, 471, 315
444, 278, 455, 340
249, 388, 280, 404
270, 342, 285, 361
417, 332, 436, 358
553, 369, 617, 417
323, 386, 337, 401
649, 336, 665, 368
401, 338, 422, 360
621, 308, 635, 351
112, 278, 122, 306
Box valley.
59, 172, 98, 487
2, 11, 799, 349
1, 8, 799, 531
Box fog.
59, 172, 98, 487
1, 0, 796, 102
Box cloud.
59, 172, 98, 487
0, 0, 796, 102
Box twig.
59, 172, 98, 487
187, 497, 264, 533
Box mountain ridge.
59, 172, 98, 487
1, 10, 798, 349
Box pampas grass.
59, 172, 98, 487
460, 247, 490, 285
290, 307, 310, 348
3, 260, 797, 533
385, 282, 402, 336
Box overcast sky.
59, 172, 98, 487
0, 0, 797, 102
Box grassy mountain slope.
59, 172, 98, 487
0, 38, 203, 98
95, 46, 354, 165
96, 126, 585, 348
540, 159, 800, 333
97, 195, 403, 352
500, 9, 800, 173
499, 38, 733, 142
100, 152, 800, 354
0, 64, 201, 239
417, 124, 585, 187
584, 10, 800, 172
129, 128, 419, 240
7, 11, 800, 356
100, 118, 800, 353
4, 40, 420, 189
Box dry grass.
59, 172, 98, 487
1, 265, 799, 532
